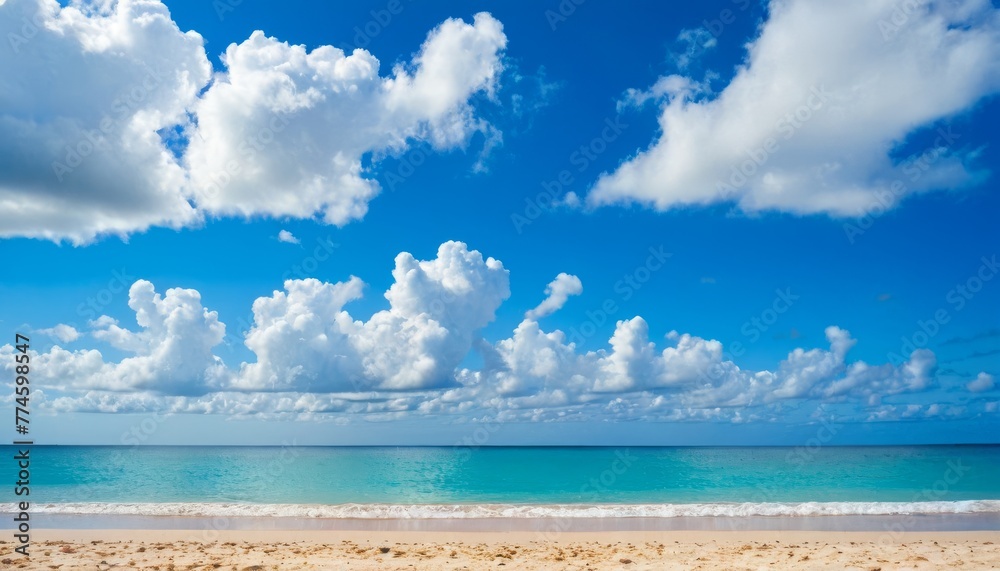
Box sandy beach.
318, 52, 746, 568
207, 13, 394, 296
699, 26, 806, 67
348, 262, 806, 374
1, 528, 995, 570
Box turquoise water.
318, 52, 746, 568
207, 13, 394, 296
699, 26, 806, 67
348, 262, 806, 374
9, 445, 1000, 511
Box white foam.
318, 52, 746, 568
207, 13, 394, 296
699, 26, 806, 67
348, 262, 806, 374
4, 500, 1000, 519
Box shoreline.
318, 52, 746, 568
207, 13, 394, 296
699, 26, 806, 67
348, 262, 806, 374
11, 511, 1000, 532
29, 527, 1000, 542
12, 529, 1000, 570
7, 498, 1000, 518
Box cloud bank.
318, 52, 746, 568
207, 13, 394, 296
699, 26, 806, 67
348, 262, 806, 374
5, 241, 994, 423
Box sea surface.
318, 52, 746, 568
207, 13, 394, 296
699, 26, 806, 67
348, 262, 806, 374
3, 445, 1000, 528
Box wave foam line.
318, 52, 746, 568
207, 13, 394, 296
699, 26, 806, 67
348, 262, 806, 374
4, 501, 1000, 519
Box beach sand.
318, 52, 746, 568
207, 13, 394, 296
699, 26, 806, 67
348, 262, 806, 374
1, 529, 996, 569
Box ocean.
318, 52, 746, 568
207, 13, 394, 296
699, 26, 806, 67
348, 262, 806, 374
4, 445, 1000, 529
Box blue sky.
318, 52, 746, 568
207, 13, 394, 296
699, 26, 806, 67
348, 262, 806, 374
0, 0, 998, 444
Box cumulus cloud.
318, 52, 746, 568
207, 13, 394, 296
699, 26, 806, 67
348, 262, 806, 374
187, 13, 506, 224
968, 372, 996, 393
235, 241, 510, 392
459, 316, 935, 420
16, 281, 229, 395
589, 0, 1000, 217
0, 242, 961, 422
480, 319, 591, 397
772, 326, 856, 399
277, 230, 299, 244
36, 323, 80, 344
0, 0, 209, 244
0, 1, 507, 243
822, 349, 936, 403
524, 273, 582, 320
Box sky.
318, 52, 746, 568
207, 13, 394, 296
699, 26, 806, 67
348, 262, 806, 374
0, 0, 998, 445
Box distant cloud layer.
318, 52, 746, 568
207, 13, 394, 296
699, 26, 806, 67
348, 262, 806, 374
589, 0, 1000, 216
0, 0, 506, 244
4, 242, 995, 423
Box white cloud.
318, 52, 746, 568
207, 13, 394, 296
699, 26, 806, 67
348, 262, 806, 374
0, 1, 507, 243
47, 390, 362, 417
525, 273, 582, 319
822, 348, 936, 403
0, 242, 959, 423
277, 230, 299, 244
772, 326, 855, 399
234, 276, 366, 393
235, 241, 510, 392
0, 0, 210, 244
463, 316, 933, 420
593, 317, 670, 392
619, 75, 703, 112
187, 13, 506, 225
968, 372, 996, 393
36, 323, 79, 343
590, 0, 1000, 217
481, 319, 591, 397
16, 280, 229, 395
670, 27, 717, 71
